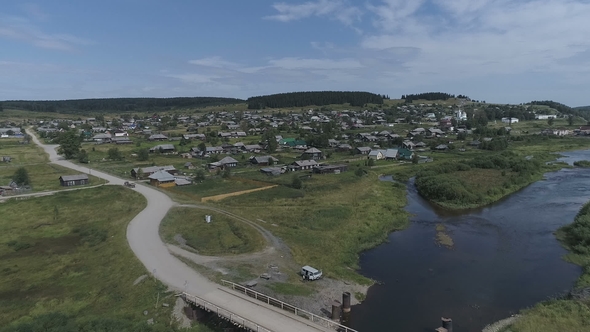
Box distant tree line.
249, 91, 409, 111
1, 97, 244, 114
401, 92, 468, 103
247, 91, 384, 109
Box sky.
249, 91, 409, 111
1, 0, 589, 106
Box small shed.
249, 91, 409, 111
59, 174, 89, 187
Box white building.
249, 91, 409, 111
501, 117, 519, 123
454, 110, 467, 121
535, 114, 557, 120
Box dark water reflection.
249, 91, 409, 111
352, 150, 590, 332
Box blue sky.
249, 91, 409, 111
1, 0, 589, 106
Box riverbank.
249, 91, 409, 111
502, 202, 590, 331
397, 137, 590, 210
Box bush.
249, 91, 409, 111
107, 147, 122, 161
13, 167, 30, 186
292, 175, 303, 189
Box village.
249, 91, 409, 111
0, 100, 582, 193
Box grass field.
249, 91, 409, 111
214, 170, 409, 284
0, 186, 204, 330
0, 138, 47, 165
160, 208, 265, 255
0, 163, 102, 191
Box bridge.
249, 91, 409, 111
26, 128, 357, 332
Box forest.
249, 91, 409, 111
246, 91, 384, 109
401, 92, 469, 103
1, 97, 244, 114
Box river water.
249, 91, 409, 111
351, 150, 590, 332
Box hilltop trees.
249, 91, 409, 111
247, 91, 383, 109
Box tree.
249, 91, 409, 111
548, 117, 555, 126
222, 167, 231, 178
107, 147, 122, 160
194, 169, 206, 182
0, 102, 3, 112
78, 149, 89, 163
13, 167, 30, 186
412, 153, 419, 164
198, 142, 207, 152
137, 148, 149, 161
355, 167, 365, 177
292, 175, 302, 189
57, 130, 81, 159
568, 115, 574, 126
368, 158, 375, 166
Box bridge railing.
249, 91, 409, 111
180, 292, 273, 332
220, 279, 358, 332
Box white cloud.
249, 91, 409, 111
0, 16, 93, 51
268, 57, 363, 70
360, 0, 590, 82
265, 0, 362, 25
189, 56, 240, 68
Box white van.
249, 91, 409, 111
301, 265, 322, 281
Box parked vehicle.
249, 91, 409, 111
301, 265, 322, 281
124, 181, 136, 188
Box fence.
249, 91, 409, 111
220, 279, 358, 332
180, 292, 273, 332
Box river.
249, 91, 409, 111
351, 150, 590, 332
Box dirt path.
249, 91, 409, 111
26, 128, 331, 332
0, 184, 106, 201
200, 185, 278, 202
482, 315, 520, 332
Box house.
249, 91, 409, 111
337, 143, 352, 152
208, 156, 239, 171
92, 133, 112, 142
131, 165, 177, 179
402, 141, 416, 150
289, 160, 318, 171
260, 167, 283, 176
183, 134, 206, 140
501, 117, 519, 124
383, 149, 398, 160
313, 164, 348, 174
112, 137, 133, 144
250, 155, 279, 166
174, 178, 192, 186
184, 162, 195, 169
148, 134, 168, 141
1, 156, 11, 162
328, 139, 340, 147
148, 170, 176, 187
397, 148, 414, 160
302, 147, 323, 160
243, 144, 262, 153
59, 174, 89, 187
356, 146, 372, 155
435, 144, 449, 151
149, 144, 175, 153
368, 150, 384, 160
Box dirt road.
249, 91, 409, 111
26, 129, 331, 332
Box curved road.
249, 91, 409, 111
26, 129, 328, 332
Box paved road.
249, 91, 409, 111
26, 129, 329, 332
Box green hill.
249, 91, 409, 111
1, 97, 245, 114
